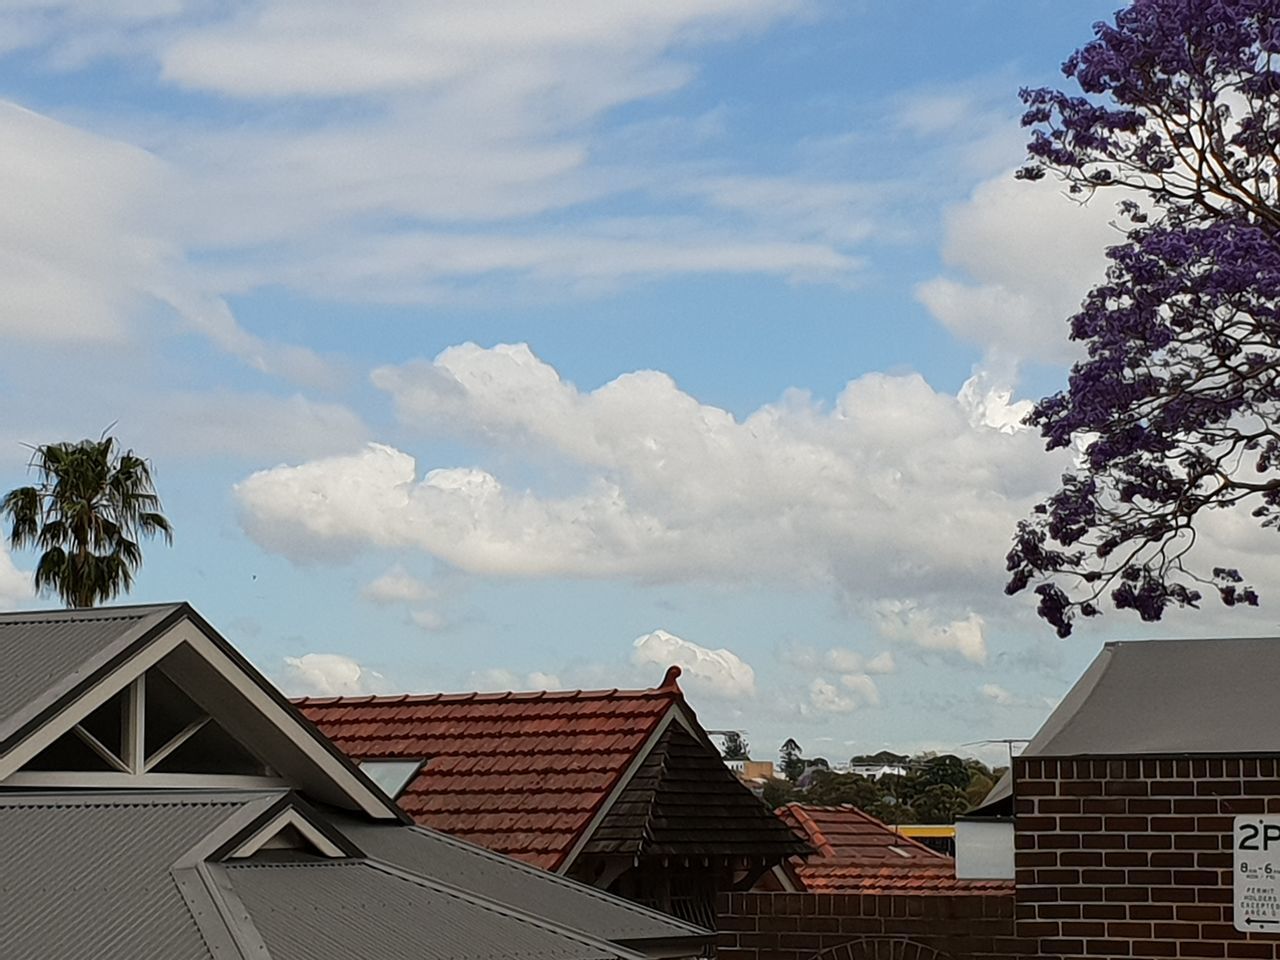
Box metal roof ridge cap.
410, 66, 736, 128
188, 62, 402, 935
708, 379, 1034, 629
359, 857, 660, 960
387, 823, 710, 936
0, 602, 188, 749
0, 787, 290, 807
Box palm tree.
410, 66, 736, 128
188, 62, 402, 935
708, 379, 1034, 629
2, 436, 173, 608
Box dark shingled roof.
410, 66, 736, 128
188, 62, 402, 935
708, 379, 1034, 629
582, 724, 809, 860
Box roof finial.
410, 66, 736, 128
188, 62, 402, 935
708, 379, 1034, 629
660, 664, 682, 691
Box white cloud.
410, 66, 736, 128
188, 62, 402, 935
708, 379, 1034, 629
0, 1, 878, 329
280, 652, 385, 696
840, 672, 880, 706
806, 677, 859, 714
980, 682, 1018, 707
865, 651, 895, 674
363, 565, 431, 604
468, 667, 564, 692
0, 101, 335, 382
631, 629, 756, 699
0, 546, 31, 606
875, 601, 988, 664
409, 608, 448, 632
236, 343, 1066, 619
917, 173, 1132, 364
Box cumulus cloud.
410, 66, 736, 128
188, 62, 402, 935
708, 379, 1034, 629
280, 653, 386, 696
0, 546, 31, 606
236, 343, 1065, 627
875, 601, 988, 664
917, 173, 1134, 364
631, 629, 756, 699
803, 674, 881, 714
865, 651, 895, 674
362, 565, 431, 604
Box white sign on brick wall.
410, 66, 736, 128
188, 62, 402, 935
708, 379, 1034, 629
1234, 816, 1280, 933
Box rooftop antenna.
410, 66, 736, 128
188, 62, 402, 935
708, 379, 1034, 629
962, 737, 1031, 765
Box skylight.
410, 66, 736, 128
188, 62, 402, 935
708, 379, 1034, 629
358, 759, 425, 800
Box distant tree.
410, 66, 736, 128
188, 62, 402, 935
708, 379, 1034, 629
720, 731, 750, 760
911, 755, 970, 791
779, 738, 805, 781
1007, 0, 1280, 634
804, 770, 883, 810
761, 777, 796, 810
2, 436, 173, 608
910, 784, 971, 824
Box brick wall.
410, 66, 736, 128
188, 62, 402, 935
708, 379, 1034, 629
716, 891, 1022, 960
1015, 755, 1280, 959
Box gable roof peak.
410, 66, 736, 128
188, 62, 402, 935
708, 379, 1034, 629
658, 664, 682, 692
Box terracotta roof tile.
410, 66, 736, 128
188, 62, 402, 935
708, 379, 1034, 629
297, 676, 681, 870
777, 803, 1003, 895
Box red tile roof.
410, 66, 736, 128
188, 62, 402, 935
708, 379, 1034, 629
296, 668, 686, 870
776, 803, 1013, 895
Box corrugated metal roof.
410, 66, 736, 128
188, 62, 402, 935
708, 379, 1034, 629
225, 860, 630, 960
0, 603, 181, 745
0, 791, 251, 960
338, 817, 710, 946
1024, 635, 1280, 756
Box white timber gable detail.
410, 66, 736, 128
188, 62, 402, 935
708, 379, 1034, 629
0, 609, 403, 819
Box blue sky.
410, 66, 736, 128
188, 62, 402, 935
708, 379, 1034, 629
2, 1, 1268, 767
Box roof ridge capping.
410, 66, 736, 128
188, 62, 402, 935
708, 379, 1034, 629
0, 601, 187, 625
1104, 633, 1280, 647
293, 666, 687, 704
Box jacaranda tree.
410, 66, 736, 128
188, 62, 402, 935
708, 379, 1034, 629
2, 436, 173, 608
1006, 0, 1280, 635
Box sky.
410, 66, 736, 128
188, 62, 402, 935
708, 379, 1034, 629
3, 0, 1276, 769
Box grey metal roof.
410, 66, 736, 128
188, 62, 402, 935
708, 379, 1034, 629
225, 860, 633, 960
0, 602, 183, 746
339, 817, 710, 946
0, 790, 253, 960
0, 790, 698, 960
1023, 635, 1280, 757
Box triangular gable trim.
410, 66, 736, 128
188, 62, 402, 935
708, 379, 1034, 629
557, 703, 698, 874
224, 805, 356, 860
0, 606, 405, 821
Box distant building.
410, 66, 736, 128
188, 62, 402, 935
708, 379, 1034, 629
847, 749, 909, 779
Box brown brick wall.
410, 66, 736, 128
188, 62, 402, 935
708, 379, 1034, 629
721, 756, 1280, 959
716, 891, 1021, 960
1015, 755, 1280, 959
